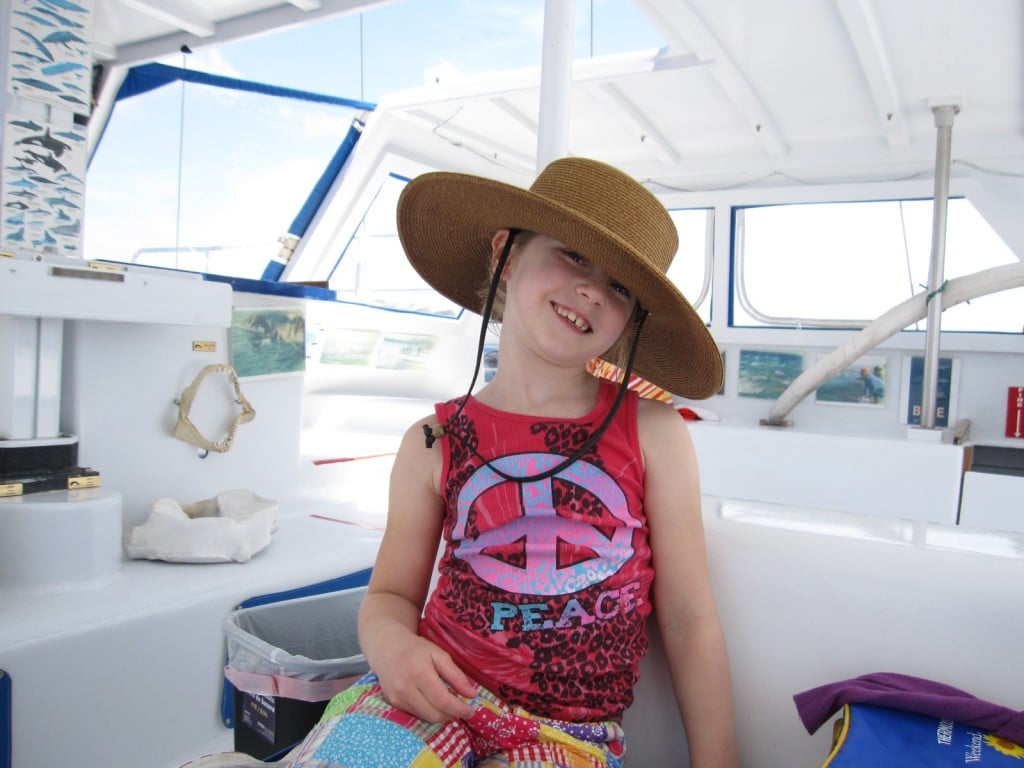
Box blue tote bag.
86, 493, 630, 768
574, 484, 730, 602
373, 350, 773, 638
824, 703, 1024, 767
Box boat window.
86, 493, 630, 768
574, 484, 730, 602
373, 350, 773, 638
85, 73, 360, 278
733, 199, 1023, 332
667, 208, 713, 324
327, 181, 714, 320
328, 174, 461, 317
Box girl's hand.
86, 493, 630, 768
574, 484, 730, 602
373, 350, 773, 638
371, 628, 478, 723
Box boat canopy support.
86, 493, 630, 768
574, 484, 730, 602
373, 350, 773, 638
764, 261, 1024, 427
920, 104, 960, 429
536, 0, 575, 170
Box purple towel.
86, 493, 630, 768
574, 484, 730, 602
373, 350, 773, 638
794, 672, 1024, 746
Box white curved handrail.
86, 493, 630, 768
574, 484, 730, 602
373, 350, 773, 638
765, 261, 1024, 426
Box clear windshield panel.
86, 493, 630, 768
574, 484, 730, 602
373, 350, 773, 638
328, 174, 461, 317
735, 198, 1024, 332
85, 78, 357, 278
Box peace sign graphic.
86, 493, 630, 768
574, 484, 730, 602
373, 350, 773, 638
453, 453, 638, 596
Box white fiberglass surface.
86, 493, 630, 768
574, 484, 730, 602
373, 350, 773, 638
713, 497, 1024, 559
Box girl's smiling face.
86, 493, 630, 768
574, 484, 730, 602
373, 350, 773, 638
497, 231, 637, 365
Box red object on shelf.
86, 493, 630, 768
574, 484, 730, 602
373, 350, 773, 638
1006, 386, 1024, 439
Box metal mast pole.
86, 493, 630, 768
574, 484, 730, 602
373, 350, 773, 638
536, 0, 576, 171
920, 104, 959, 430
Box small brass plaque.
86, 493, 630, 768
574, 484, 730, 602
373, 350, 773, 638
193, 341, 217, 352
0, 483, 23, 497
68, 475, 101, 490
87, 261, 126, 272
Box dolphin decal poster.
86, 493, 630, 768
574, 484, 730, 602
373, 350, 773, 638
7, 0, 93, 113
2, 115, 87, 255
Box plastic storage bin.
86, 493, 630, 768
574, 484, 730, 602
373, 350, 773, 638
223, 585, 369, 758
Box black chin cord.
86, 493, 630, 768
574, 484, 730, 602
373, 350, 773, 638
423, 229, 518, 449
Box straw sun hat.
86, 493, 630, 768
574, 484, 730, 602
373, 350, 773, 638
396, 157, 723, 400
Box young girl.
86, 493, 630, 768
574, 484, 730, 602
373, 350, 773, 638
271, 158, 735, 768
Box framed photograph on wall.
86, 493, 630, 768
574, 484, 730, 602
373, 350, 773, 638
319, 329, 379, 366
376, 334, 435, 371
815, 355, 888, 407
738, 349, 804, 400
230, 307, 306, 378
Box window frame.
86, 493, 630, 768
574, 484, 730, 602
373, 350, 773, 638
729, 193, 1024, 334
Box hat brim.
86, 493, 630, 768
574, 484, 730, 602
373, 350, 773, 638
397, 171, 722, 399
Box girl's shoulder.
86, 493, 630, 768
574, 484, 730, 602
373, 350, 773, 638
636, 396, 696, 457
391, 412, 446, 490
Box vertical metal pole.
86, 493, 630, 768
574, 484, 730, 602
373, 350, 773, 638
536, 0, 576, 172
920, 104, 958, 429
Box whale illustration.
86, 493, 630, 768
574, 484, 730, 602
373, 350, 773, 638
16, 128, 71, 157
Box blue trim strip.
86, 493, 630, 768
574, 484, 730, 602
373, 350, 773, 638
239, 568, 373, 610
259, 262, 288, 282
116, 62, 376, 111
0, 669, 10, 768
202, 274, 336, 300
220, 567, 373, 729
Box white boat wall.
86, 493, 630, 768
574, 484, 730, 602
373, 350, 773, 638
0, 1, 1022, 767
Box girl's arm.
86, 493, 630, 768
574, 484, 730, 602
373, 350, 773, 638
639, 399, 739, 768
358, 418, 478, 723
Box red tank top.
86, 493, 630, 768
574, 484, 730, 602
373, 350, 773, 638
419, 379, 653, 722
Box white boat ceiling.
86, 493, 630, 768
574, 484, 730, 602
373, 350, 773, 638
90, 0, 1024, 196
